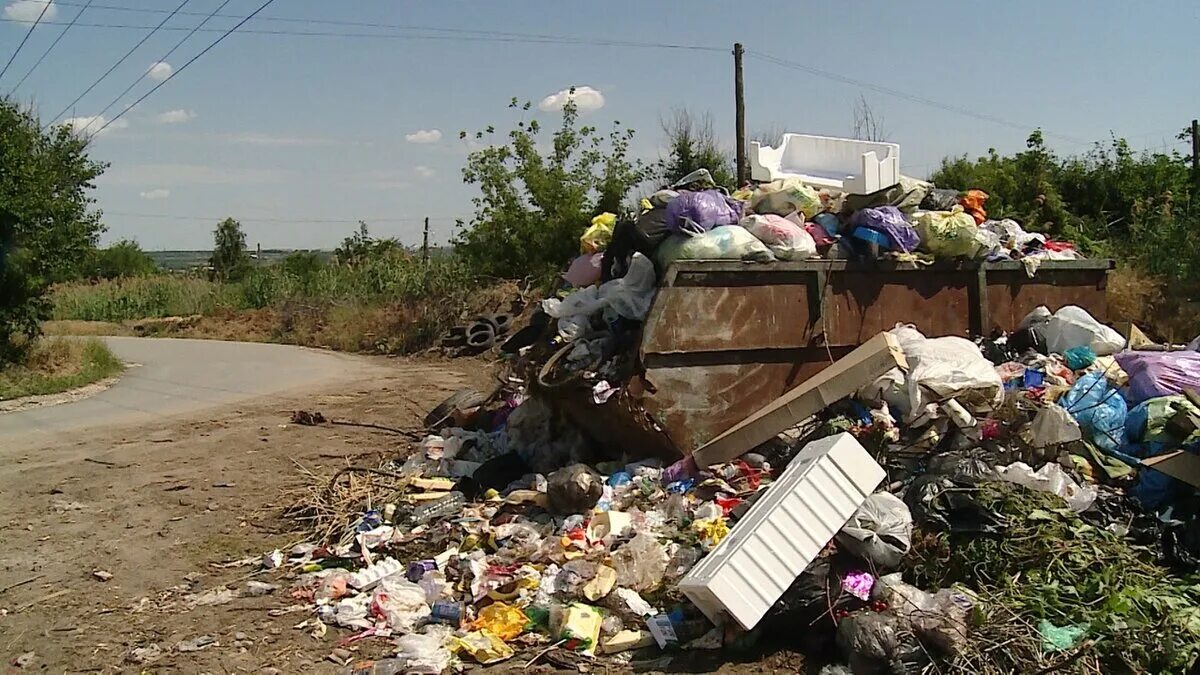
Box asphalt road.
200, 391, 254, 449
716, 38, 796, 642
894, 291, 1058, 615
0, 337, 372, 443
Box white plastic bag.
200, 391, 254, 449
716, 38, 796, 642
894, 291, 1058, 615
836, 492, 913, 569
741, 214, 817, 260
371, 576, 431, 633
1039, 305, 1125, 356
394, 627, 453, 674
889, 325, 1002, 420
655, 226, 775, 268
994, 461, 1097, 512
1028, 404, 1082, 448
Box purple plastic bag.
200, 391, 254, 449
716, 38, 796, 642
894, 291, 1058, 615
849, 206, 920, 252
665, 190, 743, 233
1115, 350, 1200, 405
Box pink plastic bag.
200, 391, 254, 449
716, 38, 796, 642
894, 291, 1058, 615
562, 253, 603, 288
740, 214, 817, 260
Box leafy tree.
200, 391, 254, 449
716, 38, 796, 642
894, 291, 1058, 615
0, 98, 106, 363
456, 93, 651, 280
657, 109, 736, 190
334, 222, 402, 266
89, 239, 157, 279
209, 217, 251, 282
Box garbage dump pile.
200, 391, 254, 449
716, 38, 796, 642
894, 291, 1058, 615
271, 173, 1200, 674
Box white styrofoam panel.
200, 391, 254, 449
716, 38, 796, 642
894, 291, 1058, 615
679, 433, 884, 630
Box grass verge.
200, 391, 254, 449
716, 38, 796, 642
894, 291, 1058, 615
0, 338, 124, 401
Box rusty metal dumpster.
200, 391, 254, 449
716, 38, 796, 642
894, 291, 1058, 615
557, 258, 1112, 458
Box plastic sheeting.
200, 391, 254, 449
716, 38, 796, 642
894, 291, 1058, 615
1115, 350, 1200, 405
665, 190, 743, 233
741, 214, 817, 261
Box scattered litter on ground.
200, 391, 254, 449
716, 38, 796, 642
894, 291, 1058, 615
201, 168, 1200, 674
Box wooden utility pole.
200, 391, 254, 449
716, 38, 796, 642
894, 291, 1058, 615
1192, 119, 1199, 190
422, 216, 430, 263
734, 42, 747, 185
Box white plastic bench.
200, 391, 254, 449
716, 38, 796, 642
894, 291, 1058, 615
749, 133, 900, 195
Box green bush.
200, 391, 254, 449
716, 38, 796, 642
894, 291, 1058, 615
89, 240, 158, 279
932, 131, 1198, 288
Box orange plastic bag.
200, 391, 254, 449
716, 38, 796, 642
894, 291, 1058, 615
959, 189, 989, 225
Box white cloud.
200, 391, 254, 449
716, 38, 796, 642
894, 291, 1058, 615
415, 165, 435, 179
538, 86, 605, 113
139, 188, 170, 200
146, 61, 173, 82
404, 129, 442, 144
61, 115, 128, 136
215, 132, 335, 147
153, 109, 196, 124
3, 1, 57, 23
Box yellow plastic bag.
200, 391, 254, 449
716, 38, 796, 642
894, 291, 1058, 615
454, 630, 514, 664
472, 601, 528, 641
580, 212, 616, 253
913, 206, 983, 258
749, 178, 822, 219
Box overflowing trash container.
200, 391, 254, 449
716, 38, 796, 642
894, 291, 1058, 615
277, 167, 1200, 674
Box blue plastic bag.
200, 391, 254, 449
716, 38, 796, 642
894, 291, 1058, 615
1063, 345, 1097, 371
1060, 371, 1127, 453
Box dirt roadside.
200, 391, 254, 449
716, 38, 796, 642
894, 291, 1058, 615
0, 353, 808, 675
0, 355, 485, 673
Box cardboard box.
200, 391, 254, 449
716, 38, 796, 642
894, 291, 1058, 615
1143, 450, 1200, 488
691, 332, 907, 467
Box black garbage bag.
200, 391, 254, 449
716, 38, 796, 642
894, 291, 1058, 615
919, 188, 960, 212
836, 611, 928, 675
925, 452, 995, 480
905, 475, 1007, 535
1007, 326, 1047, 356
458, 452, 531, 500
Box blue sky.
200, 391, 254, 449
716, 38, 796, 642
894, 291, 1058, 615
2, 0, 1197, 250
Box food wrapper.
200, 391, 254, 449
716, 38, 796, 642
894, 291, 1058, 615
560, 603, 603, 656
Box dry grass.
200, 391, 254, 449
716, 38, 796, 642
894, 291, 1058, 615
0, 338, 123, 400
1108, 265, 1200, 343
41, 320, 135, 337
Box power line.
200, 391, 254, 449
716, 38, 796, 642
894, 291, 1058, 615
40, 1, 728, 50
746, 50, 1088, 146
93, 0, 279, 136
0, 0, 53, 82
106, 211, 462, 224
79, 0, 234, 135
46, 0, 191, 126
11, 0, 96, 92
0, 16, 724, 51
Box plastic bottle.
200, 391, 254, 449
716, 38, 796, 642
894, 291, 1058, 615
408, 492, 466, 526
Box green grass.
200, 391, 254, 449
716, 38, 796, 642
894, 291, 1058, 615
0, 338, 124, 400
46, 253, 490, 356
